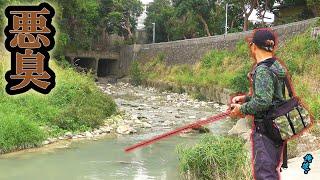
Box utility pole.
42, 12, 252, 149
225, 3, 233, 35
152, 23, 155, 43
225, 3, 228, 35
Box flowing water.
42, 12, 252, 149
0, 81, 234, 180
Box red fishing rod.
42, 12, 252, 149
124, 110, 231, 152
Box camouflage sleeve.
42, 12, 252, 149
240, 66, 274, 115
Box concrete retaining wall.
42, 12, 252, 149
120, 18, 319, 70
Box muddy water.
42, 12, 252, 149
0, 81, 234, 180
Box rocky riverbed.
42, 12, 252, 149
41, 79, 233, 146
38, 78, 319, 161
99, 81, 231, 133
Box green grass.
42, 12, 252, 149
0, 114, 45, 153
0, 50, 117, 153
177, 135, 252, 180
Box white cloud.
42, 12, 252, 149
137, 0, 154, 29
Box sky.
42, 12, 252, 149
137, 0, 153, 29
141, 0, 154, 3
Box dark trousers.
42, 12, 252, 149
252, 131, 283, 180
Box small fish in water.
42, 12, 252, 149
116, 161, 142, 165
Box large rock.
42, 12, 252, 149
228, 118, 251, 135
65, 132, 73, 139
134, 119, 143, 124
192, 125, 210, 133
142, 122, 152, 128
113, 115, 124, 121
93, 129, 102, 135
240, 131, 252, 143
42, 140, 50, 145
85, 131, 93, 138
116, 125, 136, 135
137, 115, 147, 120
162, 120, 174, 126
47, 137, 57, 144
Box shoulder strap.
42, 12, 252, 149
283, 76, 294, 98
260, 60, 294, 98
281, 142, 288, 170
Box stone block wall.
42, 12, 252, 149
119, 17, 319, 74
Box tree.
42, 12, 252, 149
173, 0, 217, 36
256, 0, 277, 26
144, 0, 175, 42
233, 0, 258, 31
219, 1, 244, 33
274, 0, 315, 24
106, 0, 143, 40
306, 0, 320, 16
223, 0, 256, 31
54, 0, 101, 50
0, 0, 35, 34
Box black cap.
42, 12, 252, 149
252, 29, 276, 52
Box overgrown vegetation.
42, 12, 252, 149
177, 135, 252, 180
131, 41, 251, 95
134, 28, 320, 120
0, 51, 117, 153
129, 60, 143, 85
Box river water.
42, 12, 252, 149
0, 81, 234, 180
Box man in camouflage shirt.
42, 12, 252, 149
230, 29, 286, 180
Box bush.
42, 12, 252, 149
169, 65, 194, 85
230, 67, 250, 93
130, 60, 143, 85
0, 115, 45, 153
191, 88, 207, 101
177, 135, 252, 180
52, 90, 116, 131
48, 63, 117, 131
201, 50, 227, 69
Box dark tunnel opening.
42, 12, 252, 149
74, 57, 96, 73
97, 59, 118, 77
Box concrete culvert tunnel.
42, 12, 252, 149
97, 59, 118, 77
74, 57, 96, 73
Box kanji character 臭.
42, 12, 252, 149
9, 49, 51, 90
